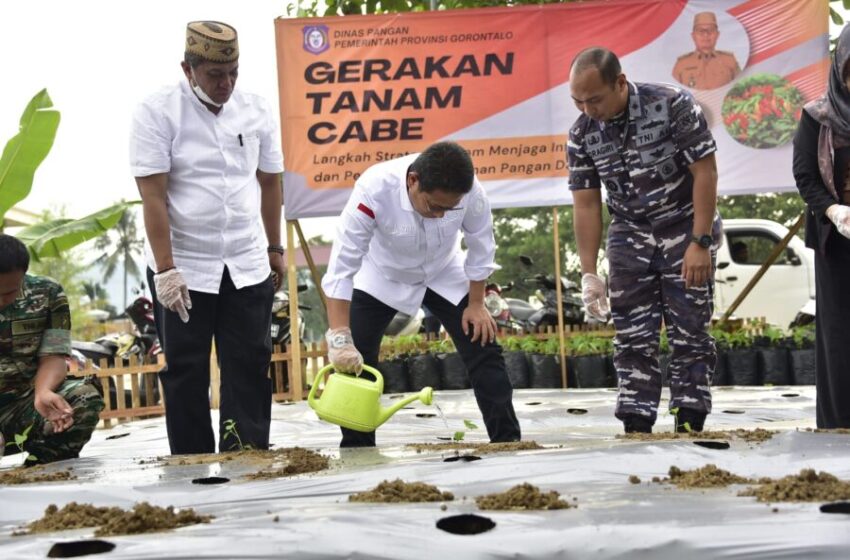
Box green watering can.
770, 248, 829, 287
308, 364, 433, 432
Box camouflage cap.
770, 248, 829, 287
693, 12, 718, 29
185, 21, 239, 63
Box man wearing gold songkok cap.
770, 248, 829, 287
130, 20, 284, 455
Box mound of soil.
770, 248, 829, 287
476, 483, 572, 511
245, 448, 330, 479
407, 441, 544, 454
811, 428, 850, 435
739, 469, 850, 502
19, 502, 212, 536
662, 464, 753, 489
619, 428, 774, 443
349, 479, 454, 503
0, 468, 75, 485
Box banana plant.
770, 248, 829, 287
0, 89, 138, 257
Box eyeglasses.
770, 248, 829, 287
420, 189, 463, 214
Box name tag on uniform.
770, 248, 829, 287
11, 317, 47, 336
585, 132, 617, 159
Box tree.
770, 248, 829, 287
93, 206, 144, 310
0, 89, 137, 258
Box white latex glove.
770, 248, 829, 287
154, 268, 192, 323
581, 273, 611, 322
826, 204, 850, 239
326, 327, 363, 374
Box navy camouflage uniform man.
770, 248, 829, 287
0, 234, 103, 463
568, 48, 721, 433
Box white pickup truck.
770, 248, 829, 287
715, 218, 815, 328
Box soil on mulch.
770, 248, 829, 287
660, 464, 753, 489
349, 479, 454, 503
0, 467, 75, 485
406, 441, 544, 454
245, 448, 330, 479
475, 483, 573, 511
738, 469, 850, 502
17, 501, 212, 536
809, 428, 850, 435
628, 475, 641, 484
619, 428, 775, 443
155, 447, 330, 479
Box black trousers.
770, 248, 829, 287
815, 235, 850, 428
341, 289, 521, 447
148, 267, 274, 454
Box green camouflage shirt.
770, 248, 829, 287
0, 274, 71, 398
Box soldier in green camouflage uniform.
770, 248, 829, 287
0, 234, 103, 464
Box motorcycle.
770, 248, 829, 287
484, 281, 523, 333
71, 290, 161, 407
513, 255, 586, 330
72, 293, 161, 366
271, 284, 310, 346
385, 308, 426, 336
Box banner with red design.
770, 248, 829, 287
275, 0, 827, 218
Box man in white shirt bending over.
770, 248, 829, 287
322, 141, 521, 447
130, 21, 284, 454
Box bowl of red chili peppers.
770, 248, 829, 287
722, 73, 804, 149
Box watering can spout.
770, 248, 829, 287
379, 387, 434, 425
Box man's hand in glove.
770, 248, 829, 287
326, 327, 363, 374
154, 268, 192, 323
826, 204, 850, 239
581, 273, 611, 322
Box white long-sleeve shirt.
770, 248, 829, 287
321, 153, 498, 315
130, 80, 284, 293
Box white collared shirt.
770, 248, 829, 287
130, 81, 284, 293
321, 154, 499, 315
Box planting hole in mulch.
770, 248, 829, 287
47, 540, 116, 558
436, 514, 496, 535
279, 401, 296, 406
567, 408, 588, 415
723, 410, 746, 414
388, 395, 404, 399
443, 455, 481, 463
693, 440, 731, 450
17, 502, 212, 537
526, 402, 542, 406
820, 502, 850, 514
475, 483, 573, 511
781, 393, 800, 398
416, 413, 437, 418
436, 436, 453, 441
105, 433, 129, 440
349, 479, 454, 503
191, 476, 230, 485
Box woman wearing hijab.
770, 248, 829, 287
792, 25, 850, 428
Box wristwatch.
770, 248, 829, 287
691, 234, 712, 249
267, 244, 284, 255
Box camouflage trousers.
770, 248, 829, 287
609, 246, 715, 424
0, 379, 104, 464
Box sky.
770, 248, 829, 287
2, 1, 849, 248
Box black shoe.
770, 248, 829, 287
675, 408, 706, 433
623, 415, 653, 434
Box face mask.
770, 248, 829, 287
190, 71, 223, 108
